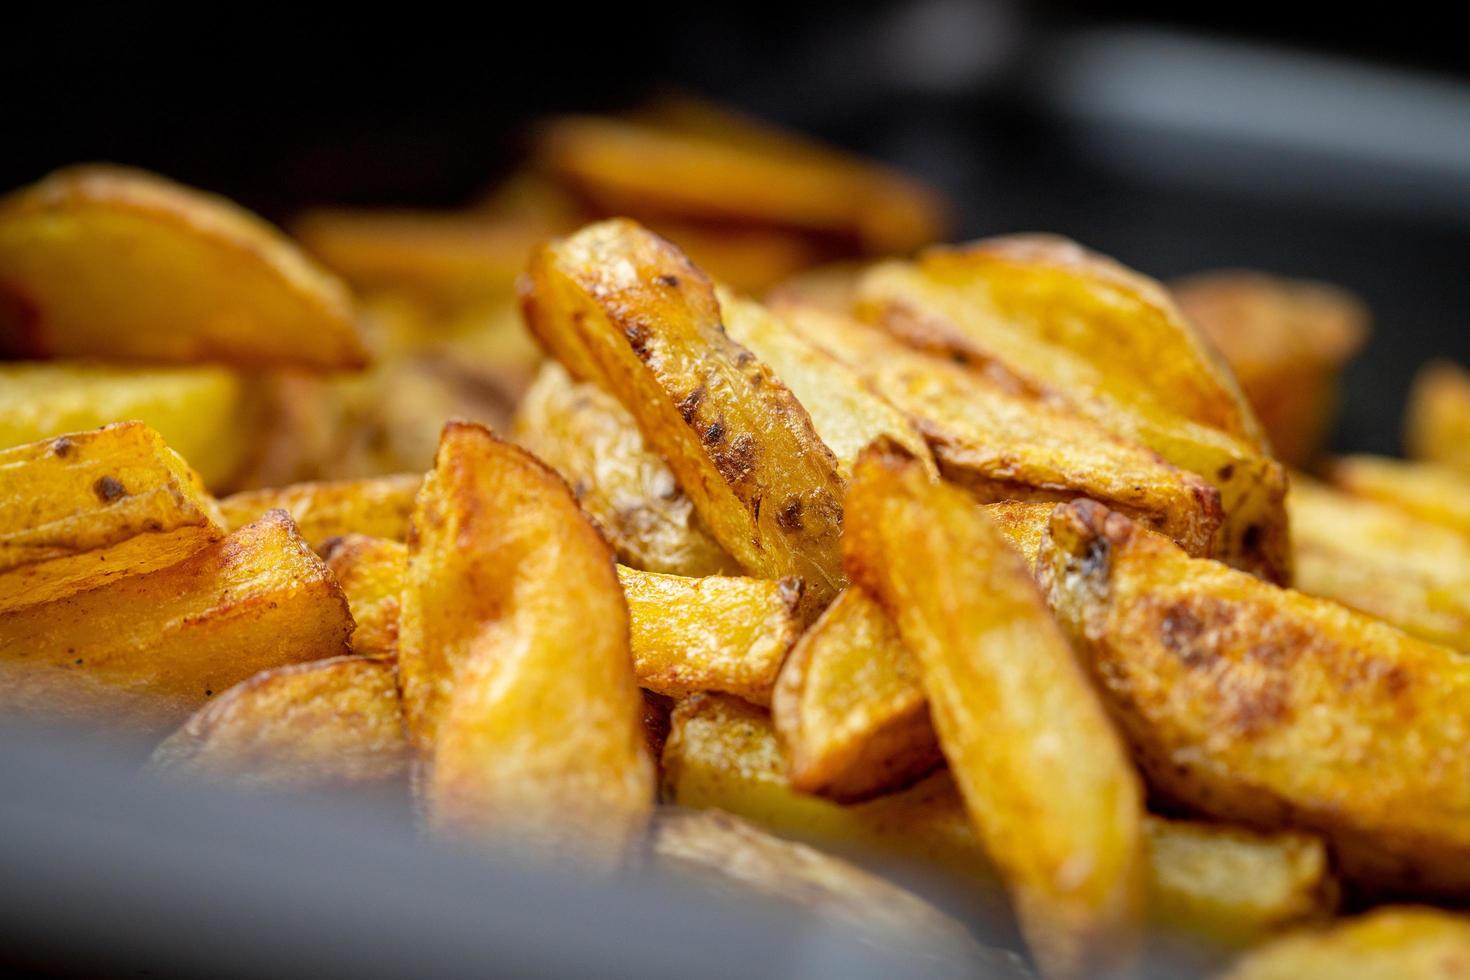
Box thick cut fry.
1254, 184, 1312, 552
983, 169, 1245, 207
513, 361, 736, 576
0, 422, 224, 612
0, 511, 352, 736
666, 695, 1338, 946
780, 305, 1222, 556
1330, 454, 1470, 540
1172, 270, 1367, 467
535, 111, 945, 255
313, 532, 803, 704
399, 422, 652, 857
149, 656, 407, 790
521, 219, 848, 608
856, 240, 1288, 582
1043, 499, 1470, 894
1290, 477, 1470, 649
1220, 907, 1470, 980
0, 165, 365, 368
0, 361, 258, 489
844, 446, 1146, 978
652, 810, 1011, 975
717, 287, 935, 479
219, 473, 421, 550
1407, 360, 1470, 476
320, 535, 406, 658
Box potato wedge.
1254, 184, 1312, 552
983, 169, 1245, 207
320, 535, 406, 658
0, 510, 352, 736
1043, 498, 1470, 894
399, 421, 652, 857
643, 220, 827, 293
1172, 270, 1367, 467
312, 531, 803, 705
1219, 907, 1470, 980
0, 422, 224, 613
717, 286, 935, 479
652, 809, 1011, 974
1289, 477, 1470, 649
0, 361, 258, 490
1329, 454, 1470, 540
781, 303, 1221, 556
856, 240, 1288, 582
219, 473, 421, 550
667, 695, 1338, 946
512, 361, 737, 576
844, 445, 1146, 978
1406, 360, 1470, 476
0, 165, 365, 368
535, 112, 945, 255
149, 656, 407, 790
521, 219, 847, 609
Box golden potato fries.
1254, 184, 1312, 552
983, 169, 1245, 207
513, 361, 737, 576
644, 220, 827, 293
535, 111, 944, 255
856, 238, 1289, 581
399, 421, 652, 857
219, 473, 421, 550
1329, 454, 1470, 540
0, 361, 258, 490
1220, 907, 1470, 980
521, 219, 847, 608
845, 446, 1146, 978
1290, 477, 1470, 649
0, 422, 224, 612
652, 809, 1004, 972
1172, 270, 1367, 467
0, 510, 352, 736
666, 694, 1338, 946
149, 656, 407, 790
0, 165, 365, 368
1044, 499, 1470, 894
1406, 360, 1470, 475
781, 304, 1223, 556
320, 535, 406, 658
717, 286, 935, 478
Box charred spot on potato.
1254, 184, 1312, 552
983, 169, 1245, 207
92, 475, 126, 503
49, 436, 75, 458
623, 320, 651, 358
678, 386, 706, 423
1217, 463, 1235, 481
703, 419, 726, 445
655, 274, 680, 288
712, 433, 758, 485
776, 497, 805, 531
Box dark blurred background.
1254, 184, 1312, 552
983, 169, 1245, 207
5, 2, 1468, 448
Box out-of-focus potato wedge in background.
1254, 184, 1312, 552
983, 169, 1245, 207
513, 361, 737, 576
1172, 270, 1368, 468
855, 238, 1289, 582
522, 219, 848, 609
0, 510, 352, 737
782, 303, 1222, 557
0, 362, 260, 490
1290, 476, 1470, 649
0, 422, 223, 612
320, 535, 407, 658
665, 694, 1339, 949
1329, 454, 1470, 540
399, 422, 652, 859
1406, 360, 1470, 476
0, 165, 366, 369
219, 473, 421, 550
1044, 499, 1470, 895
1219, 907, 1470, 980
651, 809, 1010, 975
844, 446, 1147, 978
149, 656, 407, 791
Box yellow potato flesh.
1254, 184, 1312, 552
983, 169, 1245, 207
321, 535, 406, 658
1220, 907, 1470, 980
1330, 454, 1470, 541
219, 473, 422, 550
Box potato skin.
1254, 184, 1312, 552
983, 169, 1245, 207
1043, 499, 1470, 895
521, 219, 848, 610
1219, 907, 1470, 980
0, 510, 353, 736
399, 421, 652, 859
844, 446, 1146, 979
219, 473, 422, 551
0, 165, 365, 369
149, 656, 407, 790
